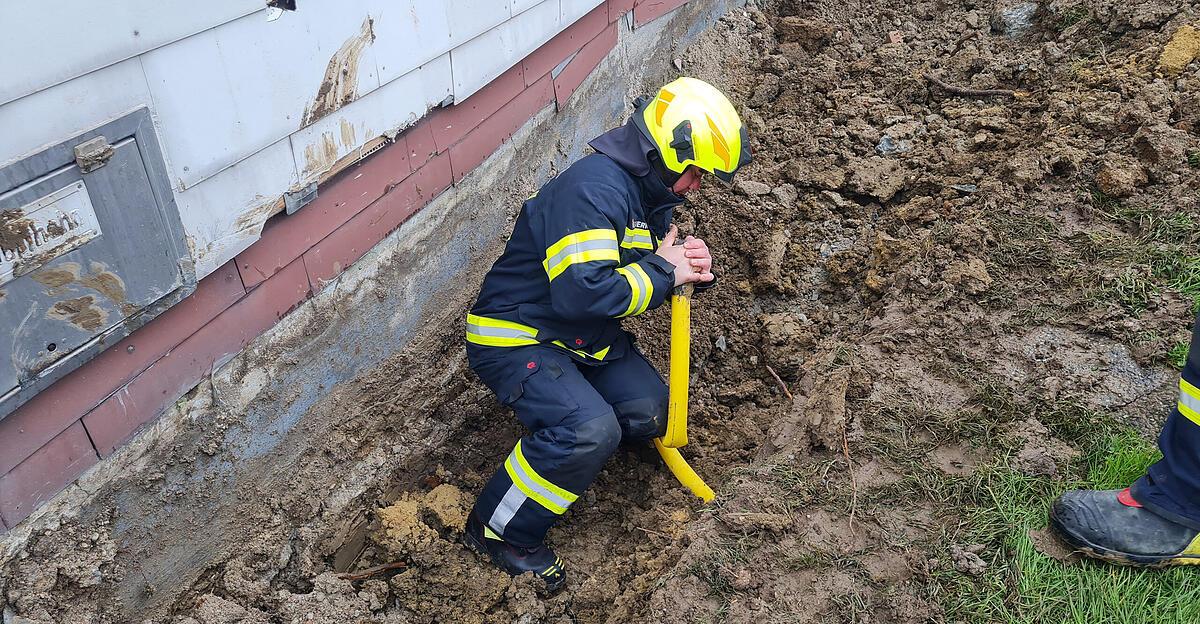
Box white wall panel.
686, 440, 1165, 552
560, 0, 605, 23
174, 139, 299, 278
372, 1, 454, 84
444, 0, 512, 47
141, 7, 382, 190
450, 0, 560, 101
511, 0, 546, 14
0, 1, 260, 106
0, 59, 152, 167
290, 55, 453, 182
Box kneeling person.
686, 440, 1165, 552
462, 78, 750, 590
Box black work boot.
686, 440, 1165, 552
1050, 488, 1200, 567
463, 512, 566, 591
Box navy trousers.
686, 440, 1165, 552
1133, 310, 1200, 529
468, 338, 668, 547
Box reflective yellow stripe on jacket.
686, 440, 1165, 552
543, 229, 620, 282
621, 227, 654, 250
466, 314, 539, 347
615, 262, 653, 317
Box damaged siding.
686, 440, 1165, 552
2, 1, 605, 282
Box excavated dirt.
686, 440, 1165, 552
6, 0, 1200, 621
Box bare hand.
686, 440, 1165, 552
655, 225, 716, 287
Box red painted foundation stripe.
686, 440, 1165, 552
405, 118, 439, 172
236, 137, 414, 289
0, 422, 98, 527
80, 259, 312, 458
553, 23, 618, 109
302, 152, 453, 289
522, 4, 609, 85
431, 63, 527, 152
608, 0, 635, 22
448, 73, 555, 183
633, 0, 689, 27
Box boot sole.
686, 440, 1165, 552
1049, 513, 1200, 568
462, 531, 568, 592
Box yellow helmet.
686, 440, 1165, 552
634, 77, 751, 185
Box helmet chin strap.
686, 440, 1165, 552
648, 150, 684, 190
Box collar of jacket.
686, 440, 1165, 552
588, 120, 684, 219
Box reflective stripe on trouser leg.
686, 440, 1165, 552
474, 414, 622, 547
1132, 310, 1200, 530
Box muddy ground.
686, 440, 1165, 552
6, 0, 1200, 622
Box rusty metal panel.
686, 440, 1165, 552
0, 109, 193, 421
1, 182, 103, 286
0, 1, 261, 107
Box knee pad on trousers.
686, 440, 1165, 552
612, 395, 668, 443
568, 413, 623, 465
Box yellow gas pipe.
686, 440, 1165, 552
654, 283, 715, 503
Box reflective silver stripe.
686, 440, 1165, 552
622, 232, 654, 248
489, 484, 526, 536
627, 264, 649, 313
507, 452, 574, 512
466, 322, 535, 339
544, 238, 619, 271
1180, 386, 1200, 418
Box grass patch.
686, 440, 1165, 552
940, 429, 1200, 624
1167, 341, 1189, 369
1055, 6, 1090, 30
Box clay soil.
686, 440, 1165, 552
8, 0, 1200, 622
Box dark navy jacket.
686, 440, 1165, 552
466, 120, 682, 363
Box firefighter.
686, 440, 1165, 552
461, 77, 750, 589
1051, 310, 1200, 566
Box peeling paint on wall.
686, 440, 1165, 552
232, 197, 286, 236
302, 17, 376, 127
303, 132, 340, 177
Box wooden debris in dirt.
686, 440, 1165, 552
923, 72, 1027, 99
764, 363, 794, 401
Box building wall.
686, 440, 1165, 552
0, 0, 614, 280
0, 0, 695, 532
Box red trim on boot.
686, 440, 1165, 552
1118, 487, 1144, 508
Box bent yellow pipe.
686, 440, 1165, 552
654, 438, 715, 503
663, 284, 692, 448
655, 282, 714, 503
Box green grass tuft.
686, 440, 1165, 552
1167, 341, 1190, 369
941, 430, 1200, 624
